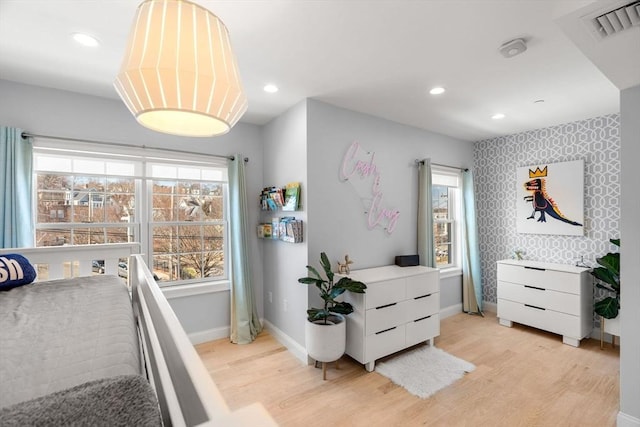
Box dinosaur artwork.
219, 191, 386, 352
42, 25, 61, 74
524, 177, 582, 226
516, 160, 584, 236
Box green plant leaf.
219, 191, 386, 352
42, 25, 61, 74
298, 277, 322, 285
329, 302, 354, 315
594, 296, 619, 319
590, 266, 619, 290
334, 277, 367, 293
610, 238, 620, 247
329, 286, 346, 299
320, 252, 334, 283
307, 308, 330, 322
597, 252, 619, 276
305, 265, 322, 280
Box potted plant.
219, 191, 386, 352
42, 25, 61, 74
590, 238, 620, 338
298, 252, 366, 379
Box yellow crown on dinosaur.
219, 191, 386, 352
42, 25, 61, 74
528, 166, 548, 178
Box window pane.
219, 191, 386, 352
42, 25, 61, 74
37, 191, 71, 223
106, 227, 133, 243
37, 174, 70, 190
433, 185, 450, 220
153, 226, 178, 253
36, 228, 70, 247
434, 221, 452, 266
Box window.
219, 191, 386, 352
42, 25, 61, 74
432, 169, 461, 269
33, 148, 228, 286
148, 162, 228, 282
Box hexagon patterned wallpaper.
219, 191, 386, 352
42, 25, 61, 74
474, 114, 620, 305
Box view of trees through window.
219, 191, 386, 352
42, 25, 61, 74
34, 153, 228, 285
151, 180, 225, 282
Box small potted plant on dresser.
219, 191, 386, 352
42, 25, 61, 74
590, 238, 620, 348
298, 252, 366, 380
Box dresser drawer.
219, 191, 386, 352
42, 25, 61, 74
498, 299, 582, 338
497, 264, 582, 294
406, 314, 440, 347
365, 301, 406, 335
405, 292, 439, 322
365, 278, 405, 309
365, 324, 406, 362
406, 273, 439, 299
497, 281, 581, 316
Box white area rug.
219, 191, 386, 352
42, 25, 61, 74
375, 346, 475, 399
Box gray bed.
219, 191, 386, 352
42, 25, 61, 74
0, 244, 277, 426
0, 275, 141, 408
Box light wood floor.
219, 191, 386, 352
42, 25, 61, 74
196, 312, 619, 426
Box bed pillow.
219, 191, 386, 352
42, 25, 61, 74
0, 254, 37, 290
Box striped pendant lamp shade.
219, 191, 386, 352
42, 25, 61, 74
114, 0, 248, 137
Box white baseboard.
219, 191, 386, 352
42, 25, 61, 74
440, 303, 463, 319
188, 326, 230, 345
618, 411, 640, 427
263, 319, 307, 365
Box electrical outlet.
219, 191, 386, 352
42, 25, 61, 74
268, 291, 273, 303
283, 299, 288, 312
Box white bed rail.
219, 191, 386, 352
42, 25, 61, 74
130, 255, 277, 427
0, 243, 139, 280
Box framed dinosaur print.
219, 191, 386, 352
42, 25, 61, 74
516, 159, 584, 236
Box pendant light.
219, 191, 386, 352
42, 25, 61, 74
114, 0, 247, 137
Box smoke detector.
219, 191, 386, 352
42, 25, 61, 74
499, 38, 528, 58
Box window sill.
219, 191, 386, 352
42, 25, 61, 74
161, 280, 230, 299
439, 267, 462, 279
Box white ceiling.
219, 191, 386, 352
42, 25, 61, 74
0, 0, 636, 142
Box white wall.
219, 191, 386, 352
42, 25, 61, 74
0, 79, 266, 338
619, 84, 640, 425
305, 99, 473, 313
261, 100, 309, 350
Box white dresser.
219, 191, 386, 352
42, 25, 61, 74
341, 265, 440, 371
497, 259, 592, 347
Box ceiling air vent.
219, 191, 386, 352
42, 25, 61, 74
587, 1, 640, 40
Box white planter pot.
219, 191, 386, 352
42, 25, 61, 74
305, 313, 346, 363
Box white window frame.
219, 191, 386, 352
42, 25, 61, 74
432, 167, 462, 278
32, 141, 231, 291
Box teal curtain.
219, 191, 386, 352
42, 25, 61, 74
417, 159, 436, 268
461, 169, 483, 314
1, 128, 33, 248
228, 155, 262, 344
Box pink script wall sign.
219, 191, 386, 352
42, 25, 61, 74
340, 141, 400, 234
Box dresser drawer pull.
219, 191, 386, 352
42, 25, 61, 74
525, 304, 546, 311
375, 302, 397, 310
524, 266, 546, 271
414, 315, 432, 322
414, 294, 432, 300
375, 326, 397, 335
524, 285, 546, 291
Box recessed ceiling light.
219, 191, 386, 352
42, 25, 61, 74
492, 113, 506, 120
72, 32, 100, 47
429, 87, 445, 95
263, 84, 278, 93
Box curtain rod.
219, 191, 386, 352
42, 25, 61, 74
21, 132, 248, 162
415, 159, 468, 172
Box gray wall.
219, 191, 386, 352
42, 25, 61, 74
620, 84, 640, 424
261, 100, 309, 347
305, 99, 473, 313
0, 79, 266, 337
474, 114, 621, 309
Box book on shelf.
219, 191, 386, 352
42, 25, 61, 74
282, 182, 300, 211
